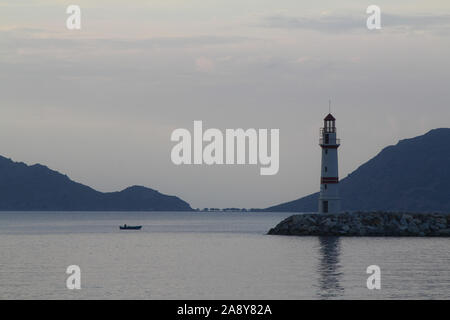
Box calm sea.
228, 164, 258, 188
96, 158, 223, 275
0, 211, 449, 299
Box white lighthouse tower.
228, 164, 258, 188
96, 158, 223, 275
318, 113, 341, 213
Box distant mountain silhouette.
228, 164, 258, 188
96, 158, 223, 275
0, 156, 192, 211
266, 128, 450, 213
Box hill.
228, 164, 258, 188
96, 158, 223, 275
0, 156, 192, 211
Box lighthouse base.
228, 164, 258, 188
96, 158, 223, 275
318, 197, 341, 214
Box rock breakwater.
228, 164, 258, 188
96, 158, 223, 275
268, 212, 450, 237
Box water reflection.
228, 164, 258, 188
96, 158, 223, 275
316, 236, 344, 299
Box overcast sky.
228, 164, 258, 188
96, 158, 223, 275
1, 0, 449, 208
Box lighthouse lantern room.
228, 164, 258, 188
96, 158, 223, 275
318, 113, 341, 214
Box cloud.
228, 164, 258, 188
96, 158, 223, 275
261, 12, 450, 35
0, 28, 253, 51
195, 57, 215, 72
383, 13, 450, 34
262, 13, 362, 33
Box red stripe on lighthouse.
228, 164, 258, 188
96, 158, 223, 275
321, 177, 339, 184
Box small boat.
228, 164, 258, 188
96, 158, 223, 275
119, 224, 142, 230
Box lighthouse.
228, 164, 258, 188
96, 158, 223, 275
318, 113, 341, 213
